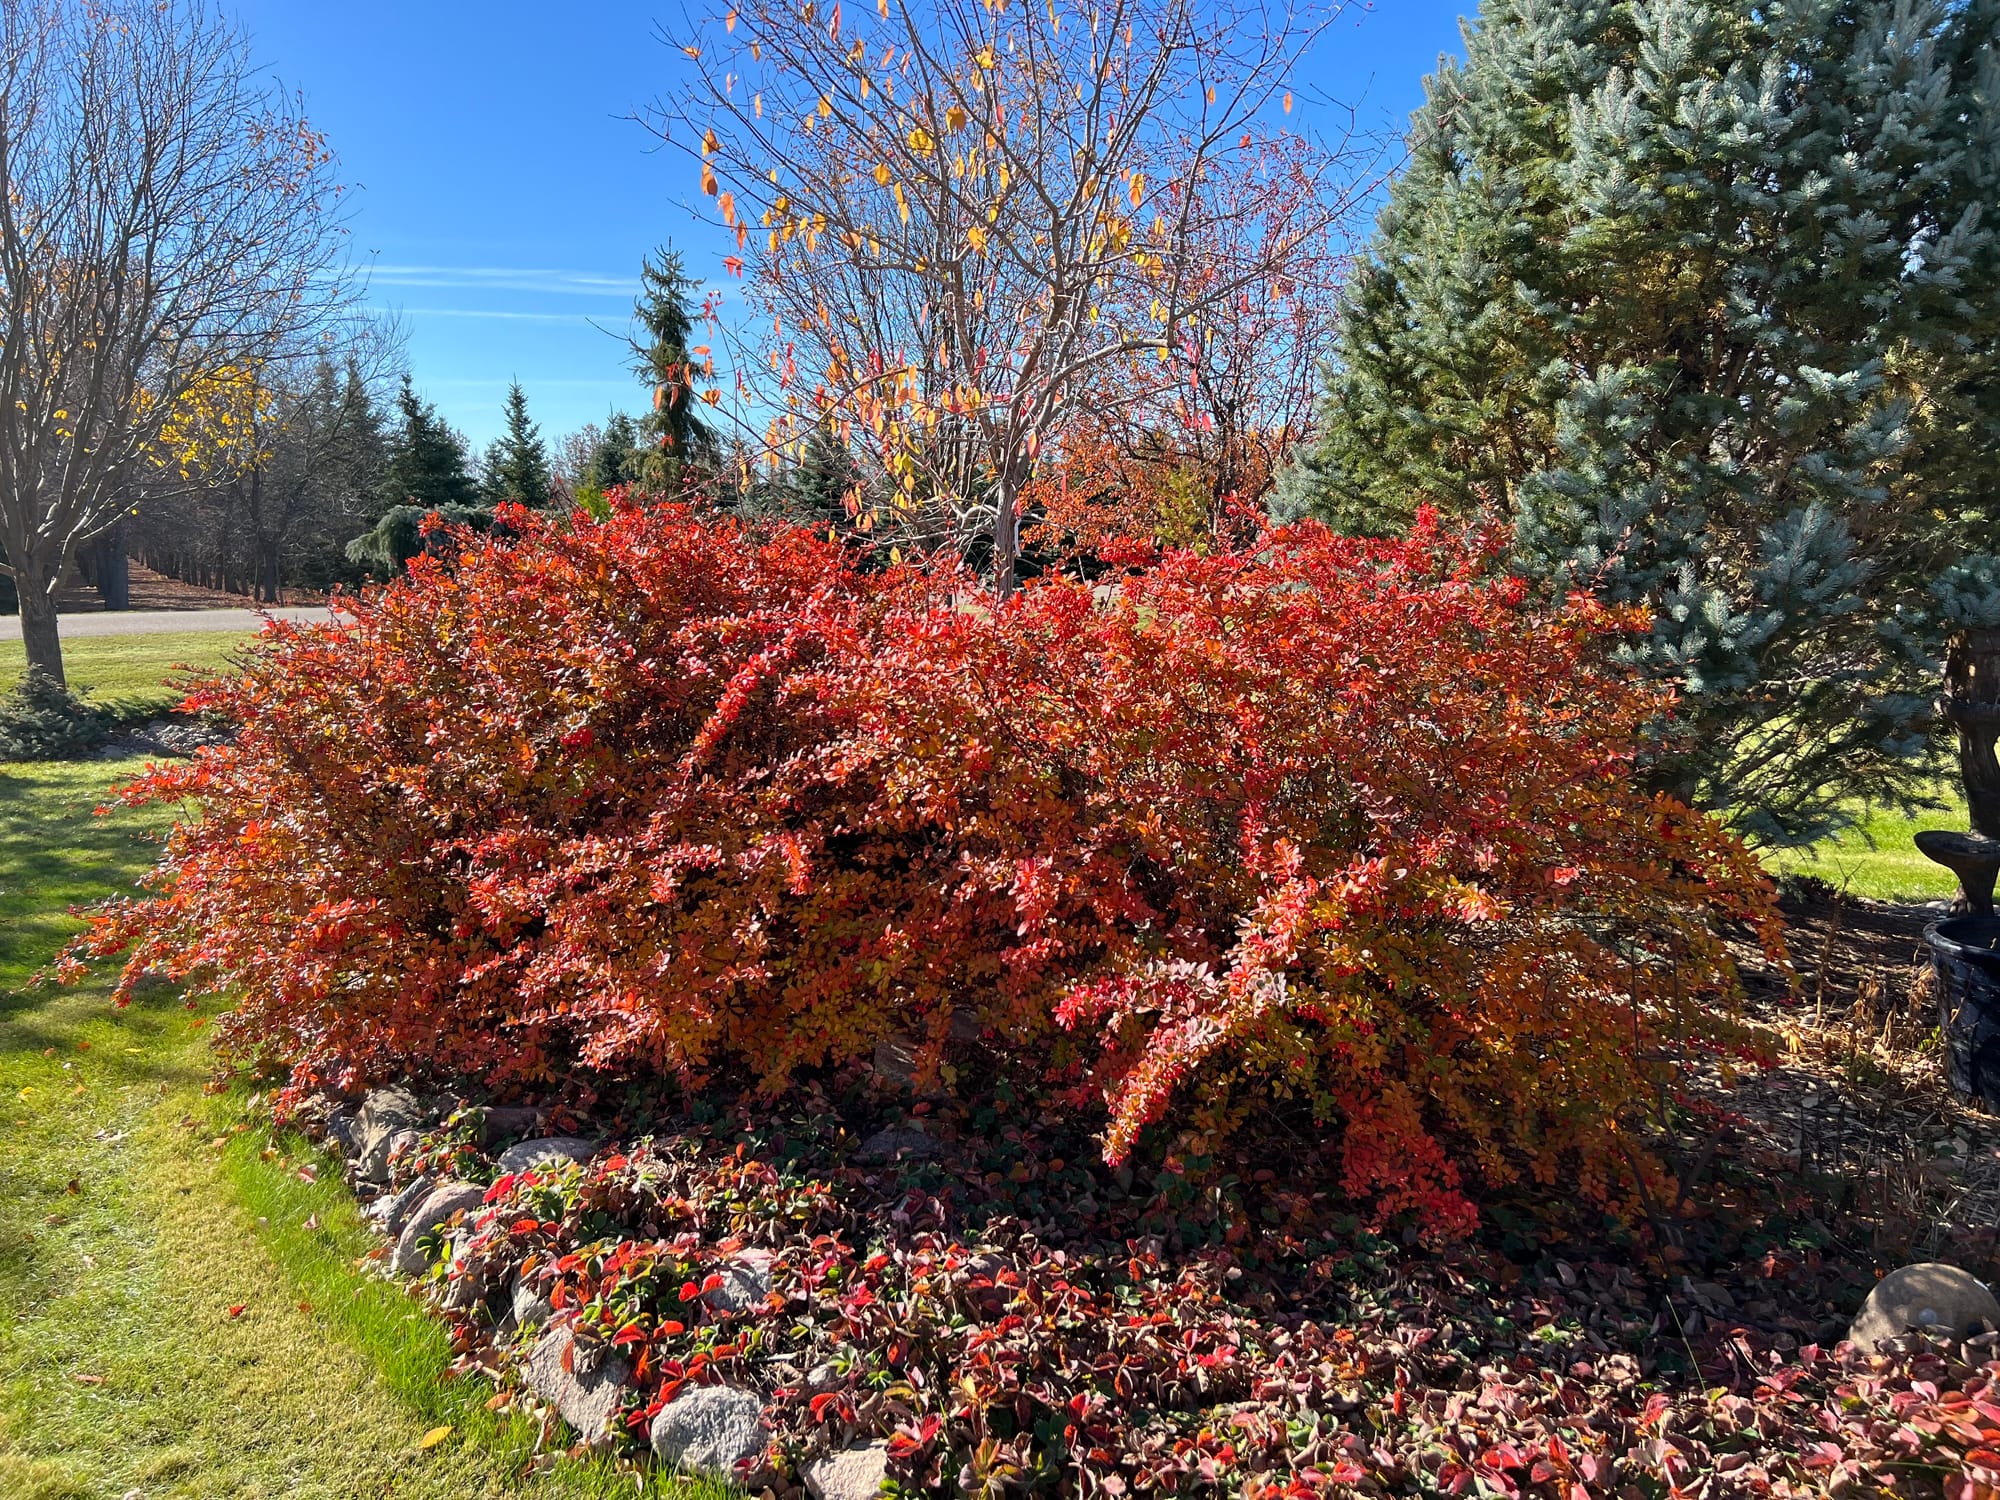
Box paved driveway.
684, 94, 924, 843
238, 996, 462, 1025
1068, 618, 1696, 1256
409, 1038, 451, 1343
0, 606, 346, 640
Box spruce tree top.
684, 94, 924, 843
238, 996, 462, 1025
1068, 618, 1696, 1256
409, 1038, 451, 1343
379, 375, 477, 512
484, 380, 552, 507
632, 248, 716, 485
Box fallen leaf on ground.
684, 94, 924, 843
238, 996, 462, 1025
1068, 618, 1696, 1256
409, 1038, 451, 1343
418, 1425, 453, 1450
225, 1304, 246, 1319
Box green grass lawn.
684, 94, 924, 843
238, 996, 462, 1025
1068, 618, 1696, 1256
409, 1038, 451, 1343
1765, 792, 1967, 903
0, 760, 709, 1497
1, 632, 253, 720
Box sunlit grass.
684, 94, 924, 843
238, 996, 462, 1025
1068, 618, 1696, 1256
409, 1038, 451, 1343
1, 631, 252, 720
0, 760, 711, 1498
1765, 789, 1967, 904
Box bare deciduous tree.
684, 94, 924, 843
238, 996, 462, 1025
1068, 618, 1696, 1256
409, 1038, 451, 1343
655, 0, 1367, 592
0, 0, 349, 684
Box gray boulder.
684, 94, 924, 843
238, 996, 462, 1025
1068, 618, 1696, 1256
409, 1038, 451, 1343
478, 1105, 543, 1145
524, 1329, 631, 1447
804, 1441, 891, 1500
702, 1251, 773, 1315
391, 1181, 486, 1276
1850, 1262, 2000, 1350
322, 1106, 359, 1156
353, 1086, 425, 1182
649, 1384, 766, 1479
855, 1124, 938, 1164
871, 1035, 918, 1089
379, 1173, 436, 1238
496, 1135, 597, 1175
510, 1273, 554, 1331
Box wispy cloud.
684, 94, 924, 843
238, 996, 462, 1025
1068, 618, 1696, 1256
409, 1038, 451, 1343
401, 307, 611, 324
365, 263, 641, 297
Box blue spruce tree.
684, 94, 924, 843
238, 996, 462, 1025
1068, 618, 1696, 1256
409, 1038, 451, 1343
1286, 0, 2000, 844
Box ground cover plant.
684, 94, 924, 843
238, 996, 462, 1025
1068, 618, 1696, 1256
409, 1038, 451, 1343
309, 1078, 2000, 1498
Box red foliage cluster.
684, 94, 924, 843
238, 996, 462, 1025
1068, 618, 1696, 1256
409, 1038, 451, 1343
423, 1135, 2000, 1498
69, 501, 1779, 1232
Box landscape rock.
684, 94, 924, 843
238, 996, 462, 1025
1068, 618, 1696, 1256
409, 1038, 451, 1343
804, 1441, 890, 1500
321, 1106, 359, 1156
871, 1035, 917, 1089
803, 1361, 842, 1393
391, 1181, 486, 1276
353, 1086, 425, 1183
524, 1329, 630, 1447
478, 1105, 542, 1145
702, 1250, 774, 1314
439, 1234, 484, 1310
1849, 1262, 2000, 1349
510, 1273, 554, 1331
855, 1123, 938, 1164
495, 1135, 596, 1175
92, 718, 232, 761
380, 1173, 436, 1238
648, 1384, 766, 1479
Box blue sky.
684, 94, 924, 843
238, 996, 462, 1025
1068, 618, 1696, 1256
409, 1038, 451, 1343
227, 1, 1472, 451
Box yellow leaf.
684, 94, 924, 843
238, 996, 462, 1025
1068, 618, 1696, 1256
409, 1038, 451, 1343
874, 161, 891, 185
1129, 172, 1144, 208
907, 125, 934, 152
418, 1426, 453, 1450
726, 8, 737, 30
702, 162, 718, 196
1283, 90, 1293, 114
703, 128, 719, 156
945, 104, 966, 131
819, 94, 832, 118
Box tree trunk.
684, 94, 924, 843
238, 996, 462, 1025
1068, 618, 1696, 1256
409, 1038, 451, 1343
1946, 629, 2000, 840
993, 472, 1019, 598
95, 523, 129, 610
17, 564, 66, 688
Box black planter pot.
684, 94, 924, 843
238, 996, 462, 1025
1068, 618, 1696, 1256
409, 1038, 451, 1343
1924, 916, 2000, 1109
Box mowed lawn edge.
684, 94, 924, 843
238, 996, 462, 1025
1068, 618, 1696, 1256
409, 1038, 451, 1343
0, 761, 703, 1499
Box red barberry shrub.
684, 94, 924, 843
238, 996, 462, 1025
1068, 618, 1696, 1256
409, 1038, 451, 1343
66, 501, 1781, 1233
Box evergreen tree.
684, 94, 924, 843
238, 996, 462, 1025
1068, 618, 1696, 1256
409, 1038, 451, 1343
631, 248, 716, 487
482, 380, 552, 507
350, 376, 478, 576
584, 411, 644, 494
1286, 0, 2000, 845
788, 420, 864, 530
378, 375, 477, 511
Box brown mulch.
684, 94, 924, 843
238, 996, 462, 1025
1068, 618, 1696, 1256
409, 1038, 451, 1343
1708, 887, 2000, 1273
